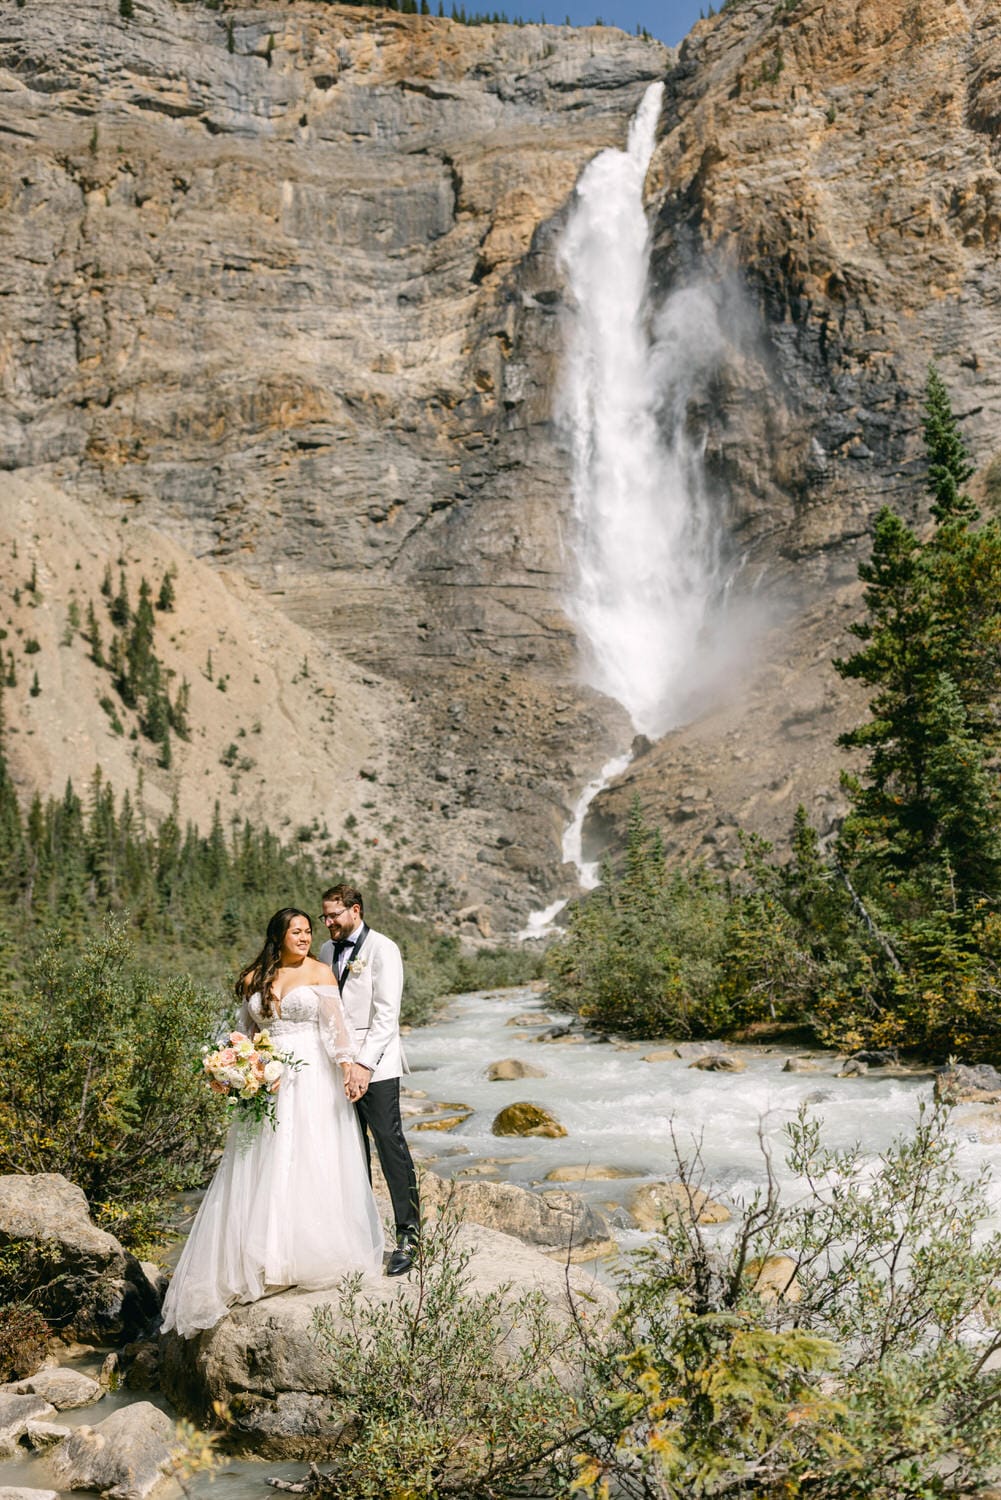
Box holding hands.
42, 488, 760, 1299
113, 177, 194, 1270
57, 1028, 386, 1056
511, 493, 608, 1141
342, 1060, 372, 1103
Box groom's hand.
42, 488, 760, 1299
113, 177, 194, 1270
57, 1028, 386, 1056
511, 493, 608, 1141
346, 1061, 372, 1100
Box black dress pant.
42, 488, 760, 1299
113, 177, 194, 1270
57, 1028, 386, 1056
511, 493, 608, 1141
355, 1077, 419, 1236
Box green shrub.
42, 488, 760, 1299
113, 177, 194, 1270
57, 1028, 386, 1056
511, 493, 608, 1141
311, 1205, 584, 1498
0, 922, 226, 1208
575, 1102, 1001, 1498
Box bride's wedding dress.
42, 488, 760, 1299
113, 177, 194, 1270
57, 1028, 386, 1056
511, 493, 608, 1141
161, 984, 385, 1338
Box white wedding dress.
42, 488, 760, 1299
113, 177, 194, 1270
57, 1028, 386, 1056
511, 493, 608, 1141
161, 984, 385, 1339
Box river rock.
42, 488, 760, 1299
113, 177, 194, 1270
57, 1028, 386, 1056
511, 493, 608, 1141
745, 1255, 801, 1304
160, 1223, 615, 1454
412, 1115, 469, 1133
420, 1173, 613, 1260
687, 1053, 746, 1073
783, 1056, 822, 1074
543, 1165, 632, 1183
0, 1175, 161, 1343
2, 1370, 102, 1411
629, 1182, 730, 1231
935, 1063, 1001, 1104
839, 1059, 869, 1077
492, 1103, 567, 1138
51, 1402, 174, 1500
0, 1395, 57, 1458
642, 1048, 681, 1062
486, 1058, 547, 1080
24, 1421, 72, 1450
505, 1015, 552, 1027
0, 1490, 60, 1500
850, 1049, 899, 1068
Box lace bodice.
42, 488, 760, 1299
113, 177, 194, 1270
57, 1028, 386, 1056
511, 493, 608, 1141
240, 984, 353, 1064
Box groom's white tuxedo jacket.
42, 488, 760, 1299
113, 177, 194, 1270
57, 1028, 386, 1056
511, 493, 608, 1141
318, 925, 408, 1083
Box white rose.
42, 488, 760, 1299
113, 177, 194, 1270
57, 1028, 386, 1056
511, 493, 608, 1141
263, 1060, 283, 1085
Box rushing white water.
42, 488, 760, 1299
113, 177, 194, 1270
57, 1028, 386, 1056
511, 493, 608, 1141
557, 80, 721, 741
518, 750, 632, 938
404, 988, 1001, 1235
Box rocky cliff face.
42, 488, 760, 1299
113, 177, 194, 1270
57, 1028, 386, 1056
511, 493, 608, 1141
591, 0, 1001, 867
2, 0, 1000, 930
0, 0, 663, 929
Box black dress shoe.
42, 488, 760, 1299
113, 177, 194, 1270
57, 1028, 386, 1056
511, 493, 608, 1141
386, 1232, 417, 1277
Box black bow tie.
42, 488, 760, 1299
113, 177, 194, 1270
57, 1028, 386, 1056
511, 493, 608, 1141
333, 938, 355, 956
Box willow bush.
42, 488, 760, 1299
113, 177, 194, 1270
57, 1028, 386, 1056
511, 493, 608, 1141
0, 921, 225, 1249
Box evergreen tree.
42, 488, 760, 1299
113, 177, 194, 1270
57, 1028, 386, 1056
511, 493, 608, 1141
85, 601, 104, 666
109, 568, 130, 629
836, 367, 1001, 915
156, 568, 176, 612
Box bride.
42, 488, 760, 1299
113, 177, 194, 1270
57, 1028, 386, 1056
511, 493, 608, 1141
161, 908, 385, 1339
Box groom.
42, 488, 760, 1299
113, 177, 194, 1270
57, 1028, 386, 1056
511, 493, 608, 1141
319, 883, 420, 1277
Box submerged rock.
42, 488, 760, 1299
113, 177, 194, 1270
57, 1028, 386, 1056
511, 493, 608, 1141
486, 1058, 547, 1080
491, 1102, 567, 1138
51, 1402, 174, 1500
0, 1395, 57, 1459
688, 1053, 746, 1073
543, 1164, 632, 1183
3, 1370, 102, 1411
629, 1182, 730, 1232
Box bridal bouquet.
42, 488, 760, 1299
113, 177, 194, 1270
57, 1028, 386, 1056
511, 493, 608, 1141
200, 1030, 301, 1128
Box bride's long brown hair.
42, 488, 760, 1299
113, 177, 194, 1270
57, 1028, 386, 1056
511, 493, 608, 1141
236, 907, 312, 1018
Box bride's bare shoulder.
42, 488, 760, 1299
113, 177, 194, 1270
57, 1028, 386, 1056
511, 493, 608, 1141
305, 958, 337, 986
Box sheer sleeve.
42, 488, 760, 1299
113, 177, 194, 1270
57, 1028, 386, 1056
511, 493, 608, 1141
316, 985, 354, 1065
236, 998, 254, 1037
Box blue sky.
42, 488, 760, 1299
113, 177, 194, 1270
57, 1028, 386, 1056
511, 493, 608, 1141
495, 0, 706, 45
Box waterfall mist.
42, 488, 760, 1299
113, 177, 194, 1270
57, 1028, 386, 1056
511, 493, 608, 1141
558, 80, 726, 740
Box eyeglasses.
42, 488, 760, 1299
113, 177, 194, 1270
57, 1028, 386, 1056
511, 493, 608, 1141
321, 909, 348, 924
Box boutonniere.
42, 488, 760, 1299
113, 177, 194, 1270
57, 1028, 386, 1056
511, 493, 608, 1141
348, 956, 369, 976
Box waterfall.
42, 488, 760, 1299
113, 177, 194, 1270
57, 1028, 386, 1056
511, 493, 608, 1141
522, 83, 727, 934
558, 80, 721, 741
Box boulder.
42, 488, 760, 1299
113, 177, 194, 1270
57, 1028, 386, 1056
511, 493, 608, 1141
160, 1223, 614, 1456
687, 1053, 746, 1073
0, 1175, 161, 1342
24, 1420, 71, 1450
745, 1255, 801, 1303
492, 1103, 566, 1138
850, 1048, 899, 1068
0, 1394, 57, 1458
505, 1014, 553, 1027
629, 1182, 730, 1232
0, 1490, 60, 1500
839, 1059, 868, 1077
782, 1056, 821, 1074
935, 1062, 1001, 1104
3, 1369, 102, 1410
120, 1341, 161, 1393
486, 1058, 547, 1081
51, 1401, 174, 1500
419, 1173, 613, 1260
642, 1048, 681, 1063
